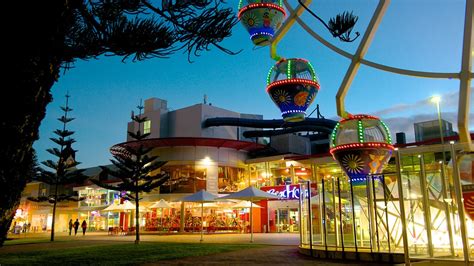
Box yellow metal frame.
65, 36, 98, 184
270, 0, 473, 150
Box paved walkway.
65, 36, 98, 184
84, 232, 300, 245
0, 232, 298, 254
4, 231, 299, 245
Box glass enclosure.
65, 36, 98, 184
300, 145, 474, 263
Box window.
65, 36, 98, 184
218, 166, 247, 193
144, 120, 151, 134
160, 165, 207, 193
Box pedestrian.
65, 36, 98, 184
68, 219, 73, 235
73, 219, 80, 235
81, 220, 87, 236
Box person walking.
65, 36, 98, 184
81, 220, 87, 236
68, 219, 73, 235
73, 219, 80, 236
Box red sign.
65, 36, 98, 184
463, 185, 474, 220
260, 184, 317, 200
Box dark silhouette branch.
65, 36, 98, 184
298, 0, 360, 42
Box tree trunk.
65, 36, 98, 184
0, 63, 57, 246
135, 191, 140, 244
51, 201, 58, 242
1, 1, 66, 247
51, 183, 60, 242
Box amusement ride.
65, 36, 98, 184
237, 1, 474, 264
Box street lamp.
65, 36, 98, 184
430, 95, 444, 147
430, 95, 455, 255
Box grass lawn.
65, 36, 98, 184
0, 242, 264, 265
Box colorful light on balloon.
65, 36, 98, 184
266, 58, 320, 122
238, 0, 286, 46
329, 114, 394, 181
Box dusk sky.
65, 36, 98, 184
34, 0, 473, 168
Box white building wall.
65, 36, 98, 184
126, 98, 263, 141
200, 104, 240, 139
151, 146, 247, 167
127, 98, 168, 141
167, 105, 203, 137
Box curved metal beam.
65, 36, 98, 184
334, 0, 390, 118
282, 1, 461, 79
458, 0, 473, 150
270, 0, 313, 61
279, 0, 473, 149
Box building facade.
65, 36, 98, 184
12, 97, 473, 264
414, 119, 456, 142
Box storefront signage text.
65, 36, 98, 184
260, 184, 317, 200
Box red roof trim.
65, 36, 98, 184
111, 137, 266, 152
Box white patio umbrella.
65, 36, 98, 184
149, 199, 172, 229
117, 200, 149, 212
117, 201, 148, 228
231, 201, 262, 209
180, 189, 218, 242
103, 203, 123, 212
219, 186, 280, 242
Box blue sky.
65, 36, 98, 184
34, 0, 473, 168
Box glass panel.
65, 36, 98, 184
312, 183, 323, 246
218, 166, 246, 193
380, 173, 404, 253
402, 170, 430, 257
322, 177, 338, 248
372, 175, 391, 252
459, 156, 474, 260
335, 120, 358, 145
79, 188, 109, 207
271, 165, 292, 186
351, 177, 372, 251
340, 176, 356, 250
300, 182, 310, 247
160, 165, 207, 193
277, 209, 289, 232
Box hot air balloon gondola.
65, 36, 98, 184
266, 58, 320, 122
238, 0, 286, 46
330, 114, 394, 183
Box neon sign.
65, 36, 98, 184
261, 184, 317, 200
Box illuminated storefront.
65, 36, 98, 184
11, 182, 78, 234
75, 185, 120, 231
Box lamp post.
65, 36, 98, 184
431, 95, 455, 255
430, 96, 445, 147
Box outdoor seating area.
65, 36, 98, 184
100, 188, 274, 239
107, 226, 135, 236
